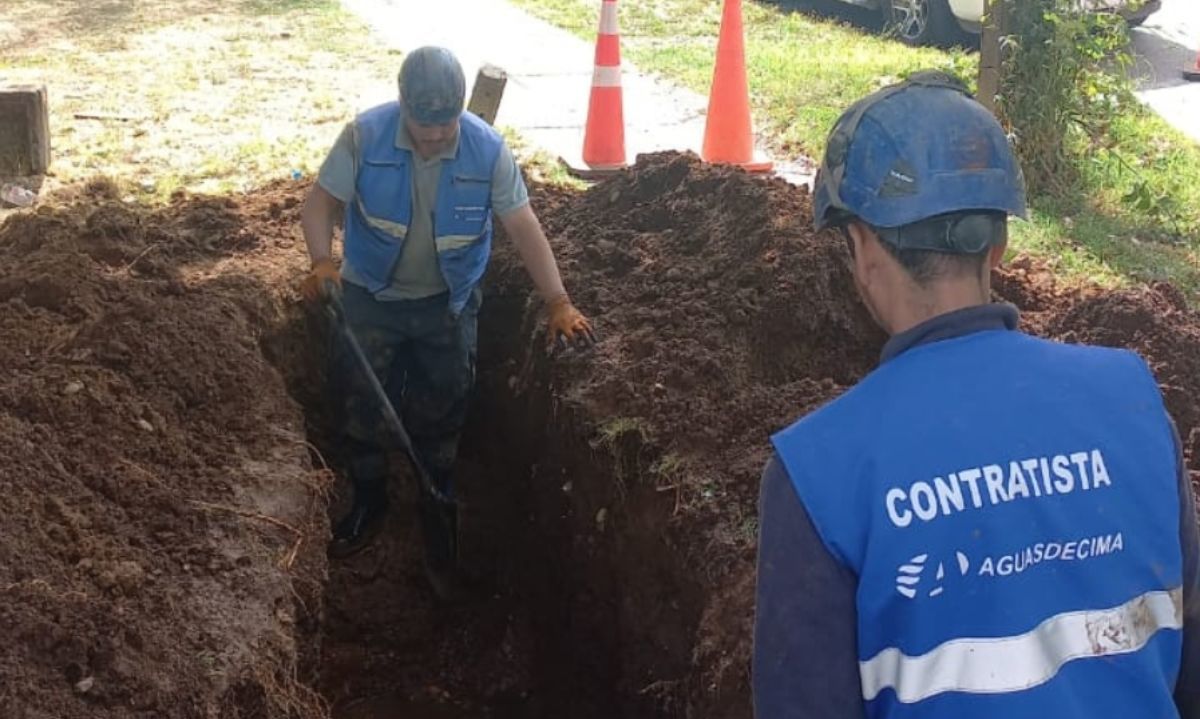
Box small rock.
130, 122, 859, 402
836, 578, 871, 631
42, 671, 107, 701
595, 239, 616, 254
75, 676, 94, 694
562, 481, 573, 494
63, 381, 84, 396
665, 267, 683, 282
136, 419, 155, 433
114, 561, 146, 593
595, 507, 608, 533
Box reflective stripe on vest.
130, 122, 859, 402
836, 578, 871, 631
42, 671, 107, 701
860, 586, 1184, 703
436, 234, 481, 253
354, 197, 408, 239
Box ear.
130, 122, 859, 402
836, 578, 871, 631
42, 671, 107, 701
846, 221, 877, 278
988, 236, 1008, 269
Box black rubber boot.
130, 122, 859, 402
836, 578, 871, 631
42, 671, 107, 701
329, 454, 390, 559
328, 493, 388, 559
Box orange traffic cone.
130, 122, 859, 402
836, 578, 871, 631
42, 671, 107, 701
1185, 46, 1200, 82
702, 0, 771, 172
582, 0, 626, 169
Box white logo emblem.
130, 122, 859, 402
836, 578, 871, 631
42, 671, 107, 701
895, 551, 971, 599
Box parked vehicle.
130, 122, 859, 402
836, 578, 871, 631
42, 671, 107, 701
804, 0, 1163, 47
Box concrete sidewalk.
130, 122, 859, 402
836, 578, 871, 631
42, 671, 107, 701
1131, 0, 1200, 144
339, 0, 811, 182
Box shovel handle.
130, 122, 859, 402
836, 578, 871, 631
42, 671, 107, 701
322, 283, 453, 506
322, 278, 344, 311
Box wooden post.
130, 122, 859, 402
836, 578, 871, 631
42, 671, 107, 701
978, 0, 1005, 116
467, 65, 508, 127
0, 85, 50, 175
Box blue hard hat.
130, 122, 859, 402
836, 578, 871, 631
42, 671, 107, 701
399, 46, 466, 126
812, 71, 1027, 244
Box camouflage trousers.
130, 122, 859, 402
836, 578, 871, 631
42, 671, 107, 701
331, 282, 480, 501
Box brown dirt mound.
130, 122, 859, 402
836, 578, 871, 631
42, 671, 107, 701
1044, 283, 1200, 454
0, 181, 327, 718
489, 152, 1200, 716
511, 152, 885, 515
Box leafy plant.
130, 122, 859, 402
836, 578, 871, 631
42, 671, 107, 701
995, 0, 1195, 237
997, 0, 1134, 195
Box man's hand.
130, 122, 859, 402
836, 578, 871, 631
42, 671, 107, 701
546, 295, 596, 351
301, 258, 341, 302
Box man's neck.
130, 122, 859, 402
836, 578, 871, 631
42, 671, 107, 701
887, 282, 991, 336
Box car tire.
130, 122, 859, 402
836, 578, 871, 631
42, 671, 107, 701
882, 0, 962, 46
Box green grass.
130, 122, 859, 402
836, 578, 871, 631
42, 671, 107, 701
511, 0, 1200, 299
594, 416, 650, 447
501, 127, 588, 189
0, 0, 401, 202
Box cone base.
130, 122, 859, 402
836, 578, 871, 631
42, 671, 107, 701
1184, 68, 1200, 82
702, 157, 774, 174
558, 151, 627, 180
737, 159, 774, 174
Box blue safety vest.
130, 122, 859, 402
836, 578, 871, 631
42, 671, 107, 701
343, 101, 502, 315
772, 329, 1183, 718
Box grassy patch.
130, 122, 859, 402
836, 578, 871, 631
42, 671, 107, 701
511, 0, 1200, 300
0, 0, 401, 201
501, 127, 588, 190
999, 85, 1200, 296
0, 0, 588, 208
594, 416, 650, 448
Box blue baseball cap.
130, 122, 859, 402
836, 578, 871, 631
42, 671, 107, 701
399, 46, 466, 126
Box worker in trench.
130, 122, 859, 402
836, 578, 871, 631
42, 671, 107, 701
298, 46, 594, 598
754, 71, 1199, 718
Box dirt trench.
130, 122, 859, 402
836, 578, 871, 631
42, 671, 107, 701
268, 253, 704, 719
2, 153, 1199, 719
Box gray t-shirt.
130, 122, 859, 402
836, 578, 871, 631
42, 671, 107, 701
317, 116, 529, 300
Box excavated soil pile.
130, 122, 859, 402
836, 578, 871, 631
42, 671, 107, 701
0, 181, 328, 719
486, 152, 1200, 717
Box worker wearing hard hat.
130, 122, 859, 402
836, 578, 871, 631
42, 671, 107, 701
754, 71, 1199, 718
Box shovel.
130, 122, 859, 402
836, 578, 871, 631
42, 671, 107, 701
322, 280, 454, 508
